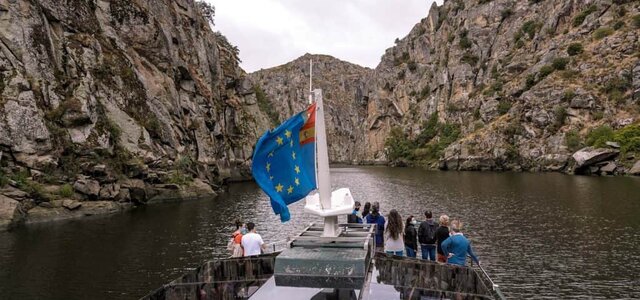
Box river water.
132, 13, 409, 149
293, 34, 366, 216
0, 167, 639, 299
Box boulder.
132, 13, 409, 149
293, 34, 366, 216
92, 164, 107, 176
0, 195, 22, 230
569, 94, 595, 109
117, 188, 131, 202
629, 161, 640, 175
62, 199, 82, 210
73, 179, 101, 198
605, 141, 620, 149
38, 202, 53, 208
572, 147, 619, 169
599, 162, 617, 174
122, 179, 146, 204
99, 183, 120, 199
1, 187, 29, 200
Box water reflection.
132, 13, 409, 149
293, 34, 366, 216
0, 167, 639, 299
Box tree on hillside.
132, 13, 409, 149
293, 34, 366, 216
196, 1, 215, 25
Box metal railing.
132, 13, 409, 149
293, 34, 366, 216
470, 257, 506, 300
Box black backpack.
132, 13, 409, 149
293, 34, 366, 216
418, 221, 438, 244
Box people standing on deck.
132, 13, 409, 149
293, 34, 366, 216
404, 215, 418, 258
347, 201, 363, 224
361, 202, 371, 220
441, 220, 480, 266
418, 210, 438, 261
435, 215, 450, 263
366, 202, 385, 250
227, 219, 245, 257
384, 209, 404, 256
241, 222, 267, 256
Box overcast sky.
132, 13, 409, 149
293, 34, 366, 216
207, 0, 443, 72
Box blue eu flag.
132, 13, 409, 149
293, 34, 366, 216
252, 103, 317, 222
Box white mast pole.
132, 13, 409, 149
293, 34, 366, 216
308, 59, 313, 104
315, 89, 337, 236
307, 59, 338, 237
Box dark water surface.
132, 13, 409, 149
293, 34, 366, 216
1, 167, 639, 299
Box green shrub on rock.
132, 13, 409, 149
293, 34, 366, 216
552, 57, 570, 70
58, 184, 75, 198
567, 43, 583, 56
586, 125, 614, 148
385, 127, 415, 162
539, 65, 555, 78
613, 123, 640, 154
498, 100, 512, 115
592, 27, 614, 40
633, 14, 640, 28
565, 130, 582, 152
573, 5, 598, 27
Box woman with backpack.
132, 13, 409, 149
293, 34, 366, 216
435, 214, 451, 263
418, 210, 438, 261
404, 215, 418, 258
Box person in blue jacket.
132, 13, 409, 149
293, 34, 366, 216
365, 202, 385, 250
441, 220, 480, 266
347, 201, 363, 224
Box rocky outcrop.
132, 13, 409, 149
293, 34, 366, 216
0, 0, 273, 229
360, 0, 639, 171
571, 147, 619, 174
249, 54, 372, 163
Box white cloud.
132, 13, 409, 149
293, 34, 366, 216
208, 0, 442, 72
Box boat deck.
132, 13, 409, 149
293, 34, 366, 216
141, 252, 500, 300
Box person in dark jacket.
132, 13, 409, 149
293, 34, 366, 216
365, 202, 385, 250
435, 214, 450, 263
404, 215, 418, 258
347, 201, 362, 224
361, 202, 371, 220
417, 210, 438, 261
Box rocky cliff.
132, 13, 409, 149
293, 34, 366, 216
249, 54, 372, 163
0, 0, 271, 229
364, 0, 640, 172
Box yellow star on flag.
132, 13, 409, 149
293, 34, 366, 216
276, 136, 284, 146
285, 129, 292, 139
268, 151, 274, 157
266, 162, 271, 172
290, 140, 293, 147
294, 165, 300, 174
292, 151, 296, 160
287, 185, 294, 194
294, 178, 300, 186
275, 183, 284, 193
270, 176, 274, 180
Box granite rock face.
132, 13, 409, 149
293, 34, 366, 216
361, 0, 639, 170
252, 1, 639, 172
0, 0, 272, 228
249, 54, 372, 163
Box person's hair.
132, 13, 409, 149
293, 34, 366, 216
362, 202, 371, 217
424, 210, 432, 219
354, 201, 361, 207
246, 222, 256, 231
439, 215, 449, 226
234, 219, 243, 230
450, 220, 462, 232
371, 202, 380, 216
385, 209, 403, 239
405, 215, 414, 228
